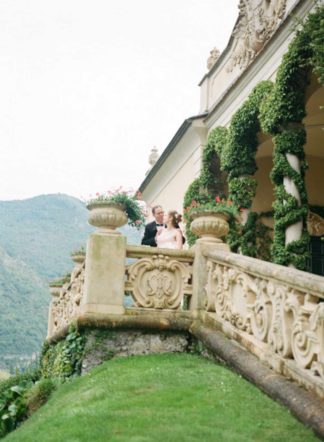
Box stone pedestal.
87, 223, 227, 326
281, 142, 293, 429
81, 232, 126, 315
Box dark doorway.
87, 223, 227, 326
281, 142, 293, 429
308, 236, 324, 276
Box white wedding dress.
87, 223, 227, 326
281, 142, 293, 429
156, 228, 180, 249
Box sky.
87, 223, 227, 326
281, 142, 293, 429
0, 0, 238, 201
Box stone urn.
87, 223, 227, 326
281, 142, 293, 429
71, 253, 85, 265
190, 210, 229, 243
87, 202, 128, 233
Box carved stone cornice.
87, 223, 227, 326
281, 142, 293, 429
226, 0, 287, 72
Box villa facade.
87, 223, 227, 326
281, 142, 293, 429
139, 0, 324, 275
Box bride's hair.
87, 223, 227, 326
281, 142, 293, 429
168, 210, 182, 228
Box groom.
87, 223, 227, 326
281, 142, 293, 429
141, 205, 165, 247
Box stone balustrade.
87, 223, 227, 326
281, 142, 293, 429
47, 261, 85, 338
46, 210, 324, 398
203, 249, 324, 396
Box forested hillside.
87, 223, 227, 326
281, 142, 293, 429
0, 194, 141, 372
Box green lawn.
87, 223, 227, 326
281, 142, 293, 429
4, 353, 318, 442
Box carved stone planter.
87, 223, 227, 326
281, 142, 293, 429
87, 202, 127, 233
71, 253, 85, 265
190, 210, 229, 243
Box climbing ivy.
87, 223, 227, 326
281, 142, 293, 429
183, 127, 228, 246
183, 6, 323, 263
259, 7, 324, 269
40, 325, 86, 380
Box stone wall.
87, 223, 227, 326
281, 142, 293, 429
81, 329, 190, 374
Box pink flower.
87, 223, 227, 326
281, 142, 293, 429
215, 196, 221, 203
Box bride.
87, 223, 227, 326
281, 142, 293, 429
156, 210, 183, 250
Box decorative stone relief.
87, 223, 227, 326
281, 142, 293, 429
205, 261, 258, 332
307, 211, 324, 236
226, 0, 287, 72
207, 47, 220, 70
286, 294, 324, 378
126, 254, 191, 309
205, 256, 324, 385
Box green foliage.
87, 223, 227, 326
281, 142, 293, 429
239, 212, 258, 257
40, 326, 86, 381
308, 6, 324, 84
255, 219, 273, 262
87, 190, 145, 229
206, 126, 228, 160
4, 354, 318, 442
260, 6, 324, 135
269, 129, 309, 269
25, 379, 56, 416
183, 179, 210, 246
223, 81, 273, 181
228, 177, 257, 209
215, 82, 273, 256
257, 4, 322, 270
187, 200, 239, 219
0, 383, 29, 438
201, 127, 228, 196
183, 127, 229, 246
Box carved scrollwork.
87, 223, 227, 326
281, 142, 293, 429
50, 265, 85, 337
126, 254, 191, 309
286, 295, 324, 375
266, 284, 299, 358
249, 279, 272, 342
205, 261, 259, 332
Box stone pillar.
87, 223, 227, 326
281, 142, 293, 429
81, 231, 126, 316
190, 213, 230, 311
283, 153, 303, 266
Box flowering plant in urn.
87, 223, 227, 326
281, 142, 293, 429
185, 196, 240, 220
86, 188, 145, 230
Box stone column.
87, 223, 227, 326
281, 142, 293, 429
284, 153, 303, 250
81, 231, 126, 316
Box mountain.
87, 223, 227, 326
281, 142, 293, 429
0, 194, 142, 372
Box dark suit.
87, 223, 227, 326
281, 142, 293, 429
141, 221, 160, 247
141, 221, 186, 247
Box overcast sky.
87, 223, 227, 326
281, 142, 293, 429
0, 0, 238, 201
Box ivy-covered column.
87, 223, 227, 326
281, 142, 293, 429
222, 81, 273, 255
283, 144, 303, 245
270, 127, 308, 269
259, 15, 317, 269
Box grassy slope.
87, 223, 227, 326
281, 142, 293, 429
5, 354, 318, 442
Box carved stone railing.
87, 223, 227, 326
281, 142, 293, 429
47, 260, 85, 338
125, 245, 194, 310
203, 249, 324, 395
46, 209, 324, 399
